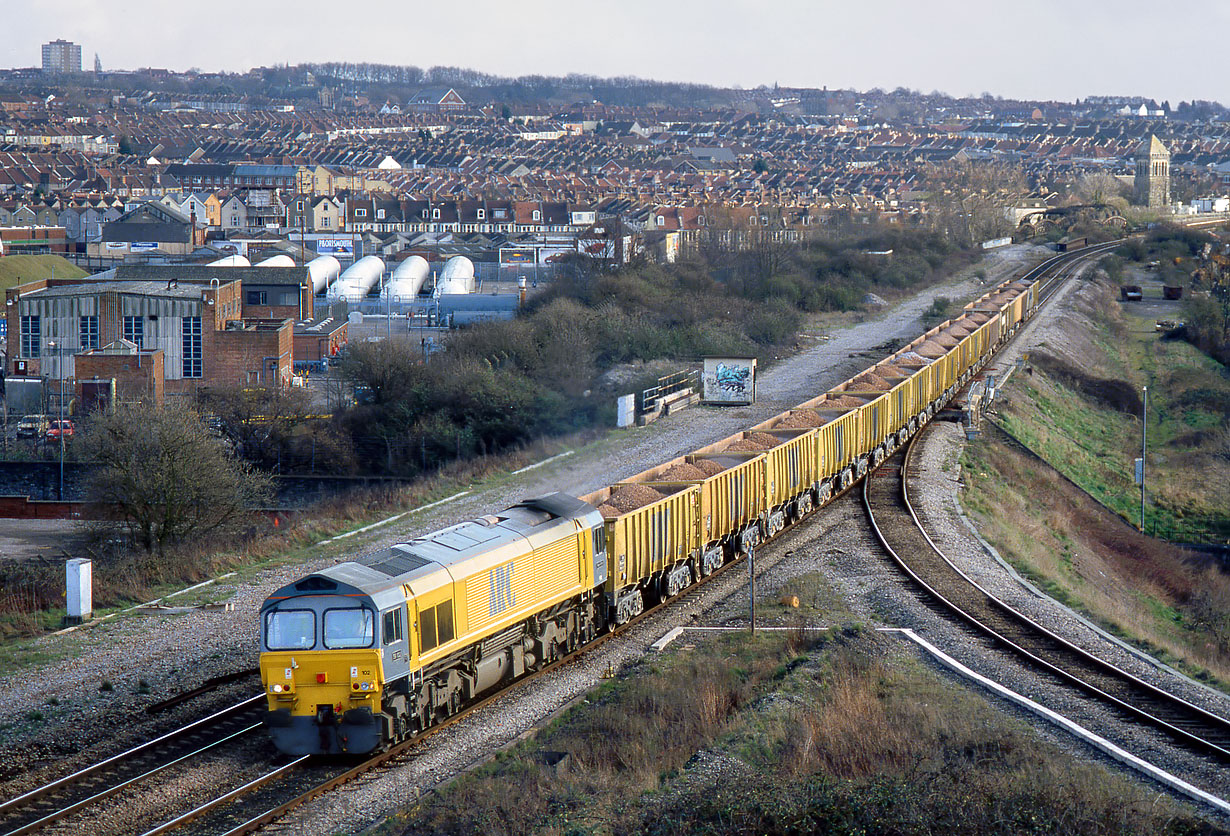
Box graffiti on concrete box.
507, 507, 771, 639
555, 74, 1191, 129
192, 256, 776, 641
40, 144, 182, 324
702, 357, 757, 405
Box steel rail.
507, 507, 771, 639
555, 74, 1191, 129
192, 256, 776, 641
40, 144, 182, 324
863, 428, 1230, 761
7, 238, 1131, 835
0, 695, 265, 817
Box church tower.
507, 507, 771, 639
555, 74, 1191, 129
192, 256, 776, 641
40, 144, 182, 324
1134, 135, 1170, 208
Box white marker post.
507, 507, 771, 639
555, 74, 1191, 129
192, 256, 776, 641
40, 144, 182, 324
66, 558, 93, 625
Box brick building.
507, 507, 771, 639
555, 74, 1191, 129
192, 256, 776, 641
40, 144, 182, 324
75, 341, 165, 407
6, 275, 294, 402
111, 265, 316, 321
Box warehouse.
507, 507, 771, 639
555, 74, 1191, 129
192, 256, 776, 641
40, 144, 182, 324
5, 275, 293, 399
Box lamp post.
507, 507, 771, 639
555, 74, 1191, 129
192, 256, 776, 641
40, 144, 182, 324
47, 339, 64, 501
1140, 386, 1148, 532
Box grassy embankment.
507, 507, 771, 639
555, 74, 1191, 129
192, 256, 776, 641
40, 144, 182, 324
960, 279, 1230, 684
0, 255, 87, 288
374, 627, 1216, 836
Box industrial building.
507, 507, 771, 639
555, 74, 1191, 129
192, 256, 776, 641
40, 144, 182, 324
4, 263, 346, 408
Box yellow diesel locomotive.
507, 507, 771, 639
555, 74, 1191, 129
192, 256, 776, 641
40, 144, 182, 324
260, 260, 1057, 756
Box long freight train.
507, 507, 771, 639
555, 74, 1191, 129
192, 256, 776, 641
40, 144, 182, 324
259, 253, 1065, 756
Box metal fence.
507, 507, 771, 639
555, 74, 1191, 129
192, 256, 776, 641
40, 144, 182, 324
638, 369, 700, 415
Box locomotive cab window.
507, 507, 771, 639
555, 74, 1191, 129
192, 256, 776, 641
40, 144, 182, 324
418, 600, 454, 653
382, 608, 403, 645
265, 609, 316, 650
323, 608, 374, 649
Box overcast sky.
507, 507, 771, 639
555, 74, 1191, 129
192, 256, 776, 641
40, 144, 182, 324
5, 1, 1225, 105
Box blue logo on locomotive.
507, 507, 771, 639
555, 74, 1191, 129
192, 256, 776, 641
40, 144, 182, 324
489, 562, 515, 616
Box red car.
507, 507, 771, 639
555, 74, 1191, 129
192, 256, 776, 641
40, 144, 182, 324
46, 419, 74, 441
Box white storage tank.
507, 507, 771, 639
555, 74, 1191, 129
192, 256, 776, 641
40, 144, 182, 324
306, 255, 341, 294
256, 254, 296, 267
331, 255, 385, 303
384, 255, 430, 300
208, 254, 251, 267
436, 255, 475, 295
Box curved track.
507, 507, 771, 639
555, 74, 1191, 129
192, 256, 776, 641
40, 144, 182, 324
1, 236, 1150, 834
863, 432, 1230, 762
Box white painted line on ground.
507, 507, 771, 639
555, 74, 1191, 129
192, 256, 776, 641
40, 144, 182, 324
124, 572, 241, 613
652, 625, 831, 651
887, 627, 1230, 815
512, 450, 574, 475
318, 490, 472, 544
164, 572, 237, 601
51, 612, 115, 635
413, 490, 471, 514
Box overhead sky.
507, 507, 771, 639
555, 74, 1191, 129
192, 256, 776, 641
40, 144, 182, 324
4, 0, 1226, 105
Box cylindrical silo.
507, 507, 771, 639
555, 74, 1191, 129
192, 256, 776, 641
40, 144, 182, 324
255, 254, 296, 267
384, 255, 430, 300
436, 256, 475, 295
306, 255, 342, 294
331, 255, 386, 303
208, 254, 251, 267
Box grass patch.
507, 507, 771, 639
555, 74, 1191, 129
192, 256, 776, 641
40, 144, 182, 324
1000, 288, 1230, 544
960, 280, 1230, 685
374, 634, 1214, 836
0, 255, 87, 288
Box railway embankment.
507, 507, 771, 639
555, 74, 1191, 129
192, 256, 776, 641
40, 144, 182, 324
959, 276, 1230, 689
15, 243, 1226, 835
370, 627, 1214, 836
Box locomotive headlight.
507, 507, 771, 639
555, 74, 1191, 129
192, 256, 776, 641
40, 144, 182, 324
361, 681, 372, 691
272, 683, 284, 693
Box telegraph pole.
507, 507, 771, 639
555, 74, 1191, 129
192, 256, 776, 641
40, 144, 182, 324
748, 546, 757, 634
1140, 386, 1148, 531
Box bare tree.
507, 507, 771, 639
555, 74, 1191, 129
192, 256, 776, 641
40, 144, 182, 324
922, 160, 1024, 245
86, 404, 273, 554
1075, 171, 1130, 209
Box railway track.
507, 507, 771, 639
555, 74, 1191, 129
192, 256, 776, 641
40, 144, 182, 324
862, 431, 1230, 763
1, 238, 1140, 834
0, 696, 267, 836
131, 541, 780, 835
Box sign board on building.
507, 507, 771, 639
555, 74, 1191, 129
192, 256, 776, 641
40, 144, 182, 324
500, 248, 536, 265
104, 241, 128, 250
130, 242, 158, 252
316, 238, 354, 256
702, 357, 757, 405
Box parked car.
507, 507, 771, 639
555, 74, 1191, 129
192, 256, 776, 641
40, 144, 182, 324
46, 419, 74, 441
16, 414, 50, 439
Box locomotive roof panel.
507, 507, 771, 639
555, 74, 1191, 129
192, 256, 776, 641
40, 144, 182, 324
263, 493, 603, 611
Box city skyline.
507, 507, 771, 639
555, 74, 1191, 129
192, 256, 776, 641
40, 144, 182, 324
4, 1, 1228, 106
